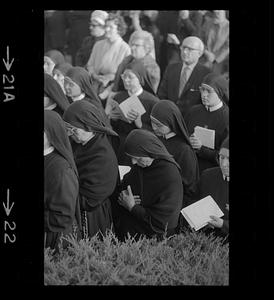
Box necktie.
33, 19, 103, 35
178, 66, 189, 98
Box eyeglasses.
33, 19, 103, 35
89, 22, 103, 28
121, 73, 136, 81
64, 121, 78, 136
218, 154, 229, 163
180, 45, 200, 52
131, 42, 144, 48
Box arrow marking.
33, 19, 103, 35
3, 189, 14, 216
3, 46, 14, 71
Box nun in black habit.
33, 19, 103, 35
108, 62, 159, 165
64, 66, 111, 127
63, 100, 119, 239
194, 137, 229, 239
185, 72, 229, 174
150, 100, 200, 207
116, 129, 183, 240
44, 49, 66, 76
64, 66, 101, 106
44, 73, 70, 116
44, 110, 81, 251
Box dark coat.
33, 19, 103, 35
157, 62, 210, 117
73, 134, 118, 238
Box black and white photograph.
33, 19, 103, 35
0, 7, 271, 289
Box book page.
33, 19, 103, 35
194, 126, 215, 149
181, 195, 224, 231
105, 98, 130, 123
119, 95, 146, 120
118, 165, 131, 181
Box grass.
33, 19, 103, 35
44, 229, 229, 285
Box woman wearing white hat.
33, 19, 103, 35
86, 13, 131, 95
75, 10, 109, 67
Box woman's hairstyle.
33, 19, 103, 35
129, 30, 155, 54
106, 13, 127, 37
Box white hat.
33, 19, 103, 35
90, 10, 109, 26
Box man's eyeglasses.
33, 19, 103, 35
180, 45, 200, 52
89, 22, 103, 28
131, 42, 144, 48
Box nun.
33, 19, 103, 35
44, 110, 81, 251
44, 73, 70, 116
150, 100, 200, 206
63, 66, 112, 129
116, 129, 183, 240
185, 72, 229, 174
63, 100, 119, 239
194, 137, 229, 238
44, 49, 66, 76
64, 66, 101, 106
52, 62, 73, 94
108, 62, 159, 165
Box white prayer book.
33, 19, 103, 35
119, 95, 146, 120
105, 98, 129, 123
194, 126, 215, 149
181, 195, 224, 231
118, 165, 131, 181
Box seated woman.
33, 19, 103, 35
44, 49, 66, 76
44, 110, 81, 252
44, 73, 70, 116
150, 100, 199, 207
110, 29, 160, 96
107, 63, 159, 165
63, 100, 119, 239
185, 72, 229, 174
86, 13, 131, 94
115, 129, 183, 241
193, 137, 229, 238
52, 62, 73, 95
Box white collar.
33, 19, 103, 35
164, 132, 176, 140
44, 146, 54, 156
128, 87, 143, 97
223, 175, 230, 182
44, 103, 57, 110
81, 133, 95, 146
205, 101, 223, 112
72, 93, 85, 102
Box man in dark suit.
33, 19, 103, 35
157, 36, 210, 118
